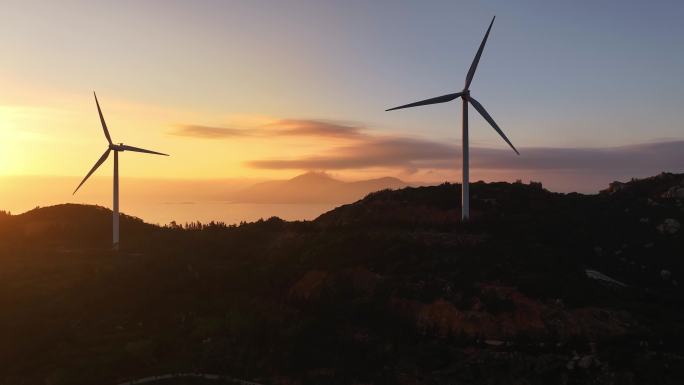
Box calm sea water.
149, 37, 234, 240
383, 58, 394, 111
0, 177, 345, 226
121, 201, 341, 226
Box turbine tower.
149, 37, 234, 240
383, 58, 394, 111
73, 92, 168, 250
386, 16, 519, 220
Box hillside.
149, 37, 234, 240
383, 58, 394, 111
229, 171, 409, 203
1, 173, 684, 385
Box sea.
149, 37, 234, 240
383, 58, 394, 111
122, 201, 341, 225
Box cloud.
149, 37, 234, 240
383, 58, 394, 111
170, 125, 252, 138
471, 141, 684, 171
247, 139, 684, 174
247, 137, 458, 170
172, 119, 365, 139
263, 119, 366, 139
176, 117, 684, 190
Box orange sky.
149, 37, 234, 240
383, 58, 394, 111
2, 68, 451, 182
1, 1, 683, 224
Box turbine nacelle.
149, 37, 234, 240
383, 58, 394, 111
73, 92, 170, 249
72, 92, 169, 196
384, 16, 519, 221
385, 16, 518, 156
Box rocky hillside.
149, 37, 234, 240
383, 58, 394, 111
0, 173, 683, 385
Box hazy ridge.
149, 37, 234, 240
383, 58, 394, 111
228, 171, 410, 203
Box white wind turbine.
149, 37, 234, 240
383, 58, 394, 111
386, 16, 519, 220
73, 92, 168, 250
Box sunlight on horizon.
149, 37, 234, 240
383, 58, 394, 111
1, 0, 682, 224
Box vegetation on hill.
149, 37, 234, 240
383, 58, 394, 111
1, 173, 683, 385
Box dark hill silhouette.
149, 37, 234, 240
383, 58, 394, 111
1, 173, 683, 385
229, 171, 409, 203
0, 203, 154, 249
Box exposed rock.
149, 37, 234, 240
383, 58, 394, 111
657, 218, 681, 234
567, 353, 601, 370
604, 181, 627, 194
662, 186, 684, 199
661, 269, 672, 281
578, 355, 596, 369
585, 269, 627, 287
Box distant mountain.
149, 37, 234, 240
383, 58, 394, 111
229, 171, 410, 203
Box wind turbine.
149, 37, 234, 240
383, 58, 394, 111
73, 92, 168, 250
386, 16, 519, 220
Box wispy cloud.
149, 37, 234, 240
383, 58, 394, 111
171, 124, 252, 138
171, 119, 365, 139
247, 137, 457, 170
247, 139, 684, 173
175, 117, 684, 182
263, 119, 366, 139
471, 141, 684, 171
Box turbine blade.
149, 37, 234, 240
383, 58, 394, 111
469, 96, 519, 155
120, 144, 169, 156
386, 92, 464, 111
94, 92, 113, 145
73, 148, 111, 194
465, 16, 495, 90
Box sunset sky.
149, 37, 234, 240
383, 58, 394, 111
2, 0, 684, 221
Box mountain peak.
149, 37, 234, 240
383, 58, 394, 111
231, 172, 410, 204
289, 171, 338, 183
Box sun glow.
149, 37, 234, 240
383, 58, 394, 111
0, 105, 60, 175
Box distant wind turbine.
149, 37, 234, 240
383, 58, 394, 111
73, 92, 168, 250
386, 16, 519, 220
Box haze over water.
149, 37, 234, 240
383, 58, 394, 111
0, 176, 338, 225
1, 168, 677, 225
